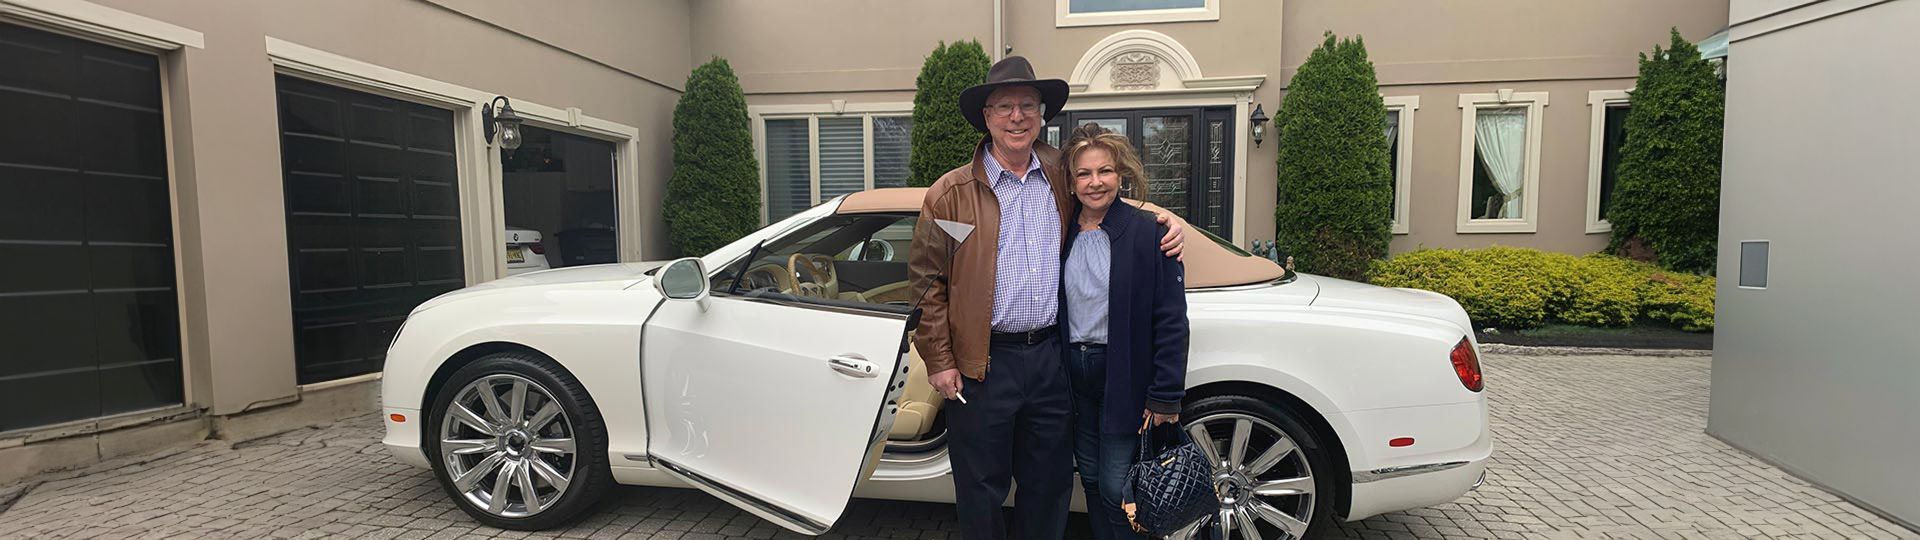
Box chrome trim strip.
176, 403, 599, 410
1187, 274, 1298, 293
1350, 460, 1471, 483
654, 458, 832, 535
1471, 470, 1487, 489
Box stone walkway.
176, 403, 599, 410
1, 353, 1913, 539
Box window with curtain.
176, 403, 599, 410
760, 114, 913, 222
873, 116, 912, 188
765, 119, 810, 222
1386, 109, 1401, 221
1469, 107, 1530, 220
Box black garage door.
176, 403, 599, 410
0, 23, 182, 431
275, 75, 464, 384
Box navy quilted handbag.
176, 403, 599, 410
1122, 422, 1221, 537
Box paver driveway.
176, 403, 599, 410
1, 352, 1914, 539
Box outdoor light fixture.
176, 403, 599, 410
482, 96, 524, 151
1248, 103, 1270, 147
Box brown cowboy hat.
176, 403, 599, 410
959, 56, 1069, 133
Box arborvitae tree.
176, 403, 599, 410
665, 58, 760, 256
1608, 28, 1725, 274
908, 40, 991, 187
1274, 33, 1393, 281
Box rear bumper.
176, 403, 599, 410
1346, 458, 1487, 520
381, 407, 430, 468
1336, 398, 1492, 520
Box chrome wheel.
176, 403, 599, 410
1171, 412, 1316, 540
439, 374, 577, 518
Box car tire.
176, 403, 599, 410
1180, 394, 1336, 539
425, 351, 614, 530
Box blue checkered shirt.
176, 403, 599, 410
983, 143, 1061, 333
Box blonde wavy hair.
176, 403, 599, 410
1061, 123, 1148, 205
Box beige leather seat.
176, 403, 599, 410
889, 342, 943, 440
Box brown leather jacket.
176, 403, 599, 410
909, 137, 1073, 381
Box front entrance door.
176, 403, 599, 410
1047, 107, 1235, 239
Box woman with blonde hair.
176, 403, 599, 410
1058, 123, 1191, 539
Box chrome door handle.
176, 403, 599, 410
828, 354, 878, 378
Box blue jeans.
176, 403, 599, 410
1067, 343, 1144, 540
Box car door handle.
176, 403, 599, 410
828, 354, 878, 378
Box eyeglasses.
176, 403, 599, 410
985, 101, 1045, 118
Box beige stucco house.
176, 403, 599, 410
0, 0, 1725, 482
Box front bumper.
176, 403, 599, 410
381, 407, 431, 468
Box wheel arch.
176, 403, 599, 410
421, 342, 573, 445
1186, 379, 1356, 521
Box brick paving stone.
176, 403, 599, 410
0, 353, 1915, 539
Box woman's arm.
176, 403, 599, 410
1145, 223, 1190, 415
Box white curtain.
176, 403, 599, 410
1473, 108, 1528, 218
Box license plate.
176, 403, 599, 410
507, 246, 525, 263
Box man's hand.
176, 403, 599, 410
1153, 211, 1187, 261
930, 368, 964, 401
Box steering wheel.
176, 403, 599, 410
787, 253, 838, 300
739, 262, 795, 294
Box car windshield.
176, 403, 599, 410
710, 213, 919, 312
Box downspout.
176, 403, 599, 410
993, 0, 1005, 60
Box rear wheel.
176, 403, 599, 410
426, 352, 614, 530
1173, 394, 1335, 540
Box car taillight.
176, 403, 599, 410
1450, 337, 1483, 392
528, 242, 545, 254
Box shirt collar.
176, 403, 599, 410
982, 142, 1043, 187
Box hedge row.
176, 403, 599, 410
1368, 247, 1714, 332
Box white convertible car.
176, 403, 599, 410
380, 188, 1491, 538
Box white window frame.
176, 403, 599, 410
1586, 89, 1631, 234
1056, 0, 1219, 28
1456, 90, 1548, 234
1383, 95, 1419, 235
750, 103, 913, 225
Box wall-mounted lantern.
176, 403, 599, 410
1248, 103, 1270, 147
482, 96, 524, 151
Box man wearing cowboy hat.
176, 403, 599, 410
908, 55, 1185, 539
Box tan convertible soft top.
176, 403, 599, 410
838, 188, 1286, 289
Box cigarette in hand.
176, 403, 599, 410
955, 392, 967, 404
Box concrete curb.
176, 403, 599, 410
1480, 343, 1712, 357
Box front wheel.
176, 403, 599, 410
425, 352, 614, 530
1173, 394, 1335, 540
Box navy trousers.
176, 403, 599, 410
946, 333, 1074, 540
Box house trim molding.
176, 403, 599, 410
1055, 0, 1220, 28
0, 0, 202, 50
1456, 90, 1548, 234
1384, 95, 1420, 235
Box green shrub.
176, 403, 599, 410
1607, 28, 1725, 273
1274, 33, 1393, 282
1369, 248, 1715, 331
908, 40, 990, 188
665, 58, 759, 256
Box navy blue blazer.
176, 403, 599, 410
1059, 200, 1190, 434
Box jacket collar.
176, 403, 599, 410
1070, 198, 1140, 241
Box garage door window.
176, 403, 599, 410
275, 75, 463, 384
0, 23, 181, 430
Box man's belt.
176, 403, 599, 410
989, 325, 1057, 346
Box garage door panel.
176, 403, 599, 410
0, 294, 92, 378
278, 90, 343, 138
355, 177, 407, 216
0, 370, 100, 431
281, 135, 345, 175
0, 90, 79, 170
0, 167, 85, 242
407, 113, 454, 152
84, 175, 173, 244
276, 75, 463, 384
0, 22, 181, 431
77, 101, 165, 177
349, 143, 406, 179
293, 250, 353, 293
285, 172, 350, 215
97, 358, 182, 416
87, 245, 175, 290
90, 290, 181, 367
0, 243, 89, 293
348, 103, 404, 146
75, 52, 160, 111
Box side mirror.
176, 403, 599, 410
654, 257, 709, 305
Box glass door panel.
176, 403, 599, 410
1140, 115, 1193, 218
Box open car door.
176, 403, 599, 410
641, 257, 916, 535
